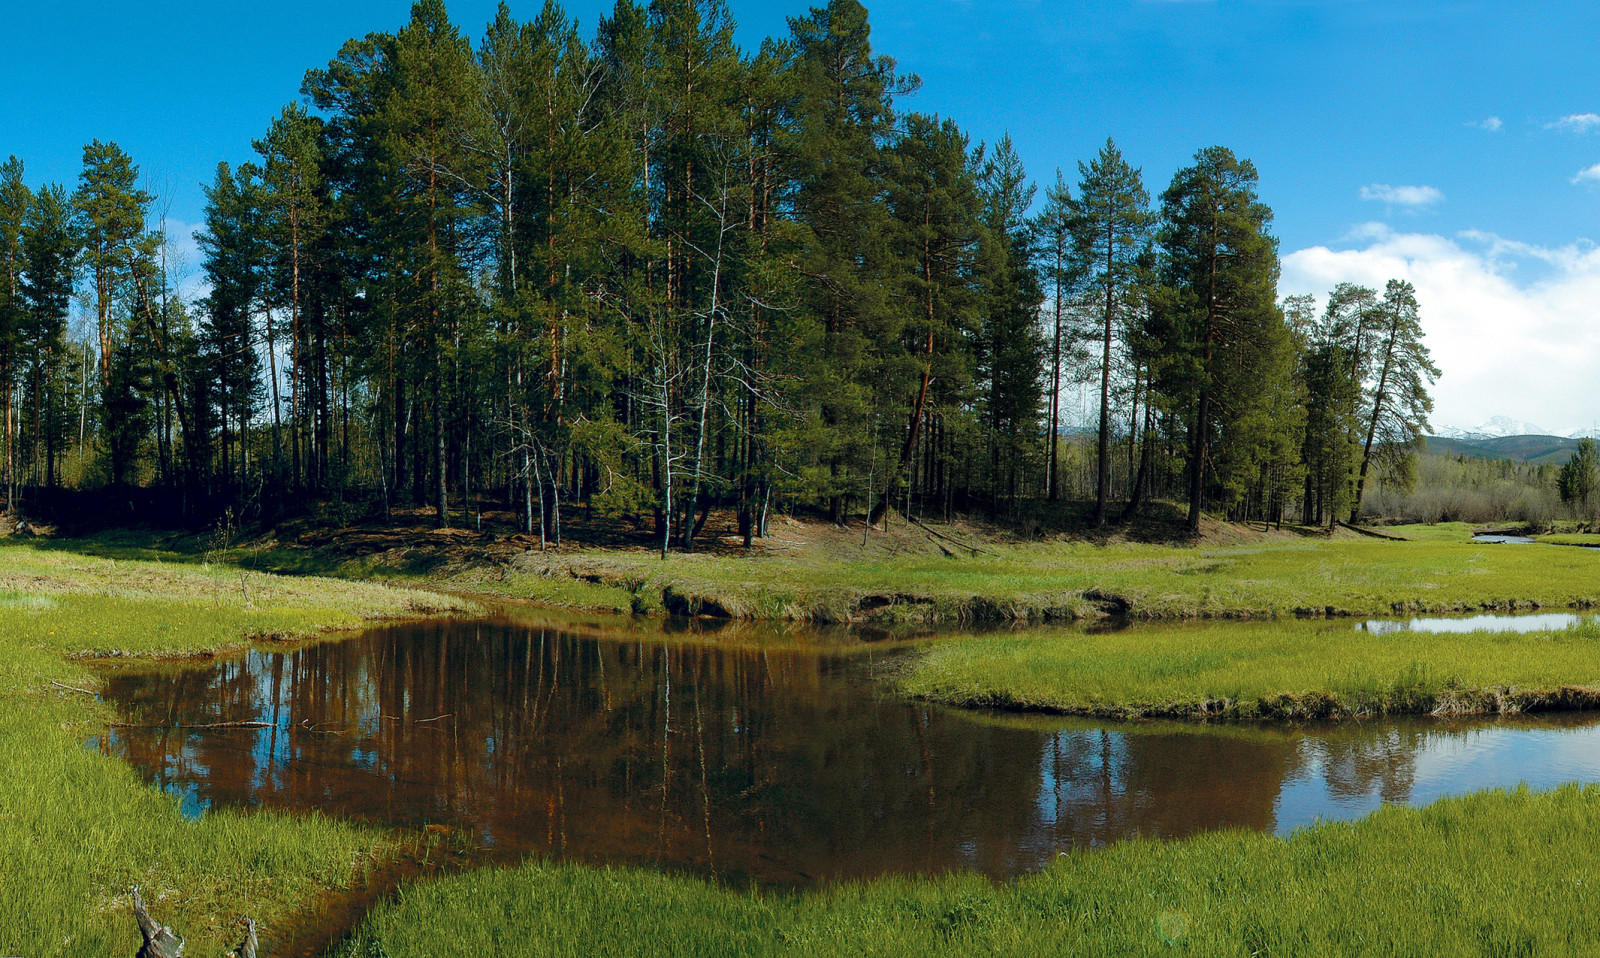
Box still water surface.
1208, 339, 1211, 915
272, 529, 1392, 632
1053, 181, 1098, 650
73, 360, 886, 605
93, 616, 1600, 892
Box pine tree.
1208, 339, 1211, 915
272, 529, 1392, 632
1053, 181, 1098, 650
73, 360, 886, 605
787, 0, 910, 522
877, 113, 985, 521
1351, 278, 1438, 521
1152, 146, 1281, 535
71, 142, 151, 386
20, 184, 78, 489
197, 162, 266, 492
256, 103, 325, 491
384, 0, 479, 527
1072, 138, 1149, 526
0, 157, 29, 508
1559, 438, 1600, 516
1035, 171, 1082, 501
975, 134, 1043, 510
1294, 292, 1360, 526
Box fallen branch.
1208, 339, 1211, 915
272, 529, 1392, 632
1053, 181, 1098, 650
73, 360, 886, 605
50, 680, 100, 696
1338, 522, 1408, 542
908, 517, 998, 558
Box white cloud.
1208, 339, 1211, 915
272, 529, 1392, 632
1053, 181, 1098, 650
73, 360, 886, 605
1572, 164, 1600, 186
1470, 116, 1503, 132
1282, 229, 1600, 436
1359, 184, 1445, 209
1549, 113, 1600, 133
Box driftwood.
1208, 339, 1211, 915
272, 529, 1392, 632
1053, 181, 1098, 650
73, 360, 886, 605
131, 888, 256, 958
49, 680, 100, 696
132, 888, 184, 958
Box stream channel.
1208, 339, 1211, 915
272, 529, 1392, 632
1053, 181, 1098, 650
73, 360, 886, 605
90, 610, 1600, 954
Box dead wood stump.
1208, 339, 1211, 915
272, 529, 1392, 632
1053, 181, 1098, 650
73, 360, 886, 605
130, 888, 256, 958
132, 888, 184, 958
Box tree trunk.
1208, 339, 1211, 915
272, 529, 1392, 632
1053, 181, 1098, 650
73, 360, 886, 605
1352, 327, 1398, 524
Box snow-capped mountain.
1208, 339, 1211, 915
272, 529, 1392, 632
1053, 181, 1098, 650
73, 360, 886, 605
1433, 416, 1552, 440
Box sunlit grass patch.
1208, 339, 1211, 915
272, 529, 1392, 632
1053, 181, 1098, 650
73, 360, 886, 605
898, 617, 1600, 719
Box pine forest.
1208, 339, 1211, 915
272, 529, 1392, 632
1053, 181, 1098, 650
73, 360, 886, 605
0, 0, 1438, 549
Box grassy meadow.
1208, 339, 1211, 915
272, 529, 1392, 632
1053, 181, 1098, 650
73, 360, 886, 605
335, 783, 1600, 958
17, 522, 1600, 954
0, 540, 475, 956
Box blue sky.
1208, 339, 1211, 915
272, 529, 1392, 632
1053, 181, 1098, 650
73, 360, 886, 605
8, 0, 1600, 433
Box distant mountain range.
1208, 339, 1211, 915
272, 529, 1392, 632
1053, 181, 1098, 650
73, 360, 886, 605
1424, 417, 1600, 464
1423, 433, 1583, 466
1433, 417, 1600, 441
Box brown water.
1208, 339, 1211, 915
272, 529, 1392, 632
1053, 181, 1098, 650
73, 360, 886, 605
91, 616, 1600, 949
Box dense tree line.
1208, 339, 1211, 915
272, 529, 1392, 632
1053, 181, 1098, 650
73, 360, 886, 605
0, 0, 1439, 544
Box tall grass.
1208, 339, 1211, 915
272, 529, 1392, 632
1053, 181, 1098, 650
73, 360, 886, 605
335, 783, 1600, 958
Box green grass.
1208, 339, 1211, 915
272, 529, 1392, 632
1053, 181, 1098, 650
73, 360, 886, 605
334, 783, 1600, 958
1380, 521, 1476, 541
66, 521, 1600, 624
0, 540, 477, 956
1536, 533, 1600, 547
897, 617, 1600, 719
499, 533, 1600, 624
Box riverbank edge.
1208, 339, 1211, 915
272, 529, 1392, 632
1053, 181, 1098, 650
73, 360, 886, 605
36, 519, 1600, 626
294, 542, 1600, 627
901, 681, 1600, 722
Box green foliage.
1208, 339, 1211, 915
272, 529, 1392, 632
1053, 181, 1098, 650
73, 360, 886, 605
1150, 146, 1284, 533
1558, 437, 1599, 513
0, 2, 1438, 542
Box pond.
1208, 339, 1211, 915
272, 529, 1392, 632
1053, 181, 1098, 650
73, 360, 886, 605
90, 613, 1600, 951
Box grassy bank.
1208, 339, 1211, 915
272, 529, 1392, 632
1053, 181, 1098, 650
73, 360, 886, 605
897, 617, 1600, 719
0, 540, 475, 956
1536, 533, 1600, 547
502, 531, 1600, 624
335, 783, 1600, 957
67, 516, 1600, 625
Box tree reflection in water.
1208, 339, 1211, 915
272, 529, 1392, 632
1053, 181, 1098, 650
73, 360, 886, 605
92, 618, 1600, 886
